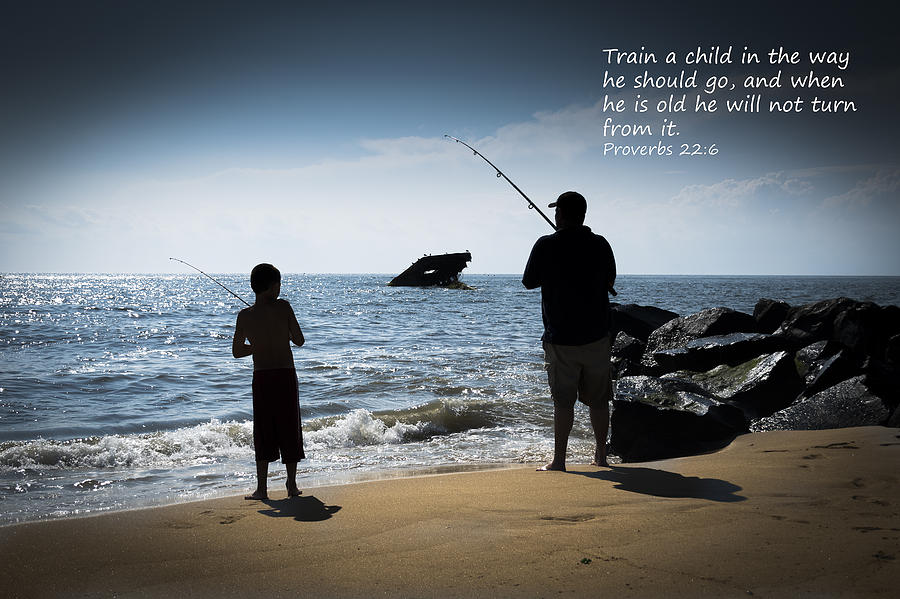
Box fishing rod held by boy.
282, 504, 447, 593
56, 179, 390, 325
169, 257, 252, 306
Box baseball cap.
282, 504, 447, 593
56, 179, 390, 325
548, 191, 587, 214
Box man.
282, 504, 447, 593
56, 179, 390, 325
522, 191, 616, 471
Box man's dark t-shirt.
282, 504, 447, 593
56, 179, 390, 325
522, 225, 616, 345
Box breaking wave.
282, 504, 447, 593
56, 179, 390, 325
0, 420, 254, 472
0, 399, 504, 472
305, 399, 498, 449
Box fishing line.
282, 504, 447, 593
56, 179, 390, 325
169, 258, 251, 307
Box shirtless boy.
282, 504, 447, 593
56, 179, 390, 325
232, 263, 306, 499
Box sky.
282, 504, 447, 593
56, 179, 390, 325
1, 0, 898, 275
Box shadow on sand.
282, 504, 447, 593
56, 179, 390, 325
258, 495, 342, 521
574, 466, 746, 502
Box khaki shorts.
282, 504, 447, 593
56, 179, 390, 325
543, 336, 612, 408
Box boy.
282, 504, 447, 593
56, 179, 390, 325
232, 263, 306, 499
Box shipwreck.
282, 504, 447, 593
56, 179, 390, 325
388, 252, 472, 288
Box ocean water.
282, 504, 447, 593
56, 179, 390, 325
1, 273, 899, 525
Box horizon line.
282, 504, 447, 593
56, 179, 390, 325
3, 272, 900, 278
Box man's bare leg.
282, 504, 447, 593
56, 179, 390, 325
538, 402, 574, 471
245, 460, 269, 500
589, 402, 610, 467
285, 462, 301, 497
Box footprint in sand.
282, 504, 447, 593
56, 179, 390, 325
218, 514, 245, 525
164, 520, 200, 529
853, 495, 891, 507
197, 510, 246, 525
540, 514, 595, 523
769, 515, 809, 524
853, 526, 900, 534
812, 442, 859, 450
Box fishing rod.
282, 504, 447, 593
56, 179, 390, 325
444, 135, 556, 230
445, 135, 617, 296
169, 258, 251, 307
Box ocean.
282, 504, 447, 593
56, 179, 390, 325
2, 273, 899, 525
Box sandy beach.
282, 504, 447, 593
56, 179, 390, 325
1, 426, 898, 598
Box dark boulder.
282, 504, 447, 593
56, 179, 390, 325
833, 302, 883, 357
610, 303, 679, 342
754, 298, 791, 334
775, 297, 856, 348
861, 357, 900, 406
611, 356, 642, 379
750, 375, 893, 432
802, 349, 862, 398
671, 351, 804, 419
889, 405, 900, 428
610, 332, 645, 379
886, 334, 900, 367
612, 331, 645, 362
795, 341, 829, 386
611, 375, 748, 462
833, 303, 900, 362
649, 332, 788, 375
643, 308, 758, 374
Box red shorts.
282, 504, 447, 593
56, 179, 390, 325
252, 368, 305, 463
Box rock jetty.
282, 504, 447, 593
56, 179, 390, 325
609, 298, 900, 462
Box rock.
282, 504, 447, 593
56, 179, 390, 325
889, 405, 900, 428
832, 302, 883, 357
776, 297, 857, 348
795, 341, 829, 385
612, 331, 645, 362
610, 304, 679, 342
754, 298, 790, 334
671, 351, 804, 419
643, 308, 757, 368
861, 357, 900, 406
833, 303, 900, 362
611, 356, 641, 379
802, 349, 862, 398
886, 334, 900, 367
604, 297, 899, 459
751, 376, 892, 432
611, 375, 748, 462
649, 332, 788, 375
610, 332, 644, 379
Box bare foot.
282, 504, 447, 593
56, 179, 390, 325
592, 451, 610, 468
244, 489, 268, 500
537, 462, 566, 472
286, 483, 302, 497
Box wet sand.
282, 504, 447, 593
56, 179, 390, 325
1, 426, 898, 598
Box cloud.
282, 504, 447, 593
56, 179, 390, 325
3, 97, 898, 274
481, 102, 608, 159
822, 166, 900, 209
669, 171, 814, 209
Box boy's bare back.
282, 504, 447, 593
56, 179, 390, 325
233, 297, 304, 371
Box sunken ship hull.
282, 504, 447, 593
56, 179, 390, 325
388, 252, 472, 287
